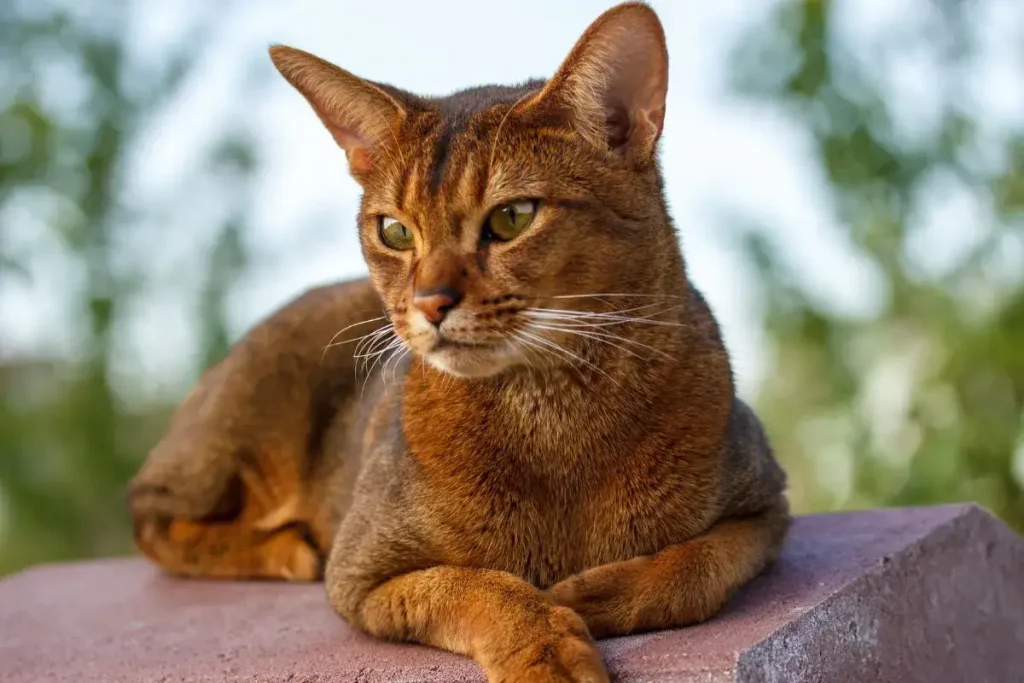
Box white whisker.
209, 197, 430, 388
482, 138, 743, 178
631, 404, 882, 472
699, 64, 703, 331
355, 332, 395, 375
529, 323, 642, 359
525, 305, 687, 329
353, 326, 392, 355
550, 293, 684, 300
390, 347, 412, 385
513, 331, 557, 371
358, 342, 391, 377
354, 332, 401, 359
361, 336, 405, 399
530, 300, 673, 317
320, 315, 389, 364
527, 322, 673, 361
512, 332, 547, 366
517, 329, 619, 386
352, 327, 395, 378
378, 342, 407, 400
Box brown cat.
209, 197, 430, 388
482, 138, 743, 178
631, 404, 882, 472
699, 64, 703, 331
127, 3, 789, 681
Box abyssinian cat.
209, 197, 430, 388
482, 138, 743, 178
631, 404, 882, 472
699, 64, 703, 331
127, 3, 789, 681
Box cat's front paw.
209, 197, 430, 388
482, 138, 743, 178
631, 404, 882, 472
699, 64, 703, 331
485, 606, 608, 683
548, 558, 651, 639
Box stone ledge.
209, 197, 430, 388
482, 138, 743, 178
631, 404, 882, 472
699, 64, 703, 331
1, 504, 1021, 682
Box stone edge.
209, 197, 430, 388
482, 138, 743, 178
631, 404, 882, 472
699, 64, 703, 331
734, 503, 1021, 683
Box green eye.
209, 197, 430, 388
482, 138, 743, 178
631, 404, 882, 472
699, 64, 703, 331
486, 200, 537, 241
379, 216, 414, 250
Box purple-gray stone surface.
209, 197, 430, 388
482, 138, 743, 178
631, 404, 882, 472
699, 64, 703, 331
1, 504, 1021, 682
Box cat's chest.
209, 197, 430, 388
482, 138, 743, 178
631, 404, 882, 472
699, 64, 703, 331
427, 474, 660, 587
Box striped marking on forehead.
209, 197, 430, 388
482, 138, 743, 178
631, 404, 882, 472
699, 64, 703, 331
405, 116, 487, 238
420, 82, 544, 195
427, 116, 461, 196
388, 81, 547, 234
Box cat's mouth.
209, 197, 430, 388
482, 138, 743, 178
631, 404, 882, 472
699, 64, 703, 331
422, 334, 520, 378
433, 337, 489, 351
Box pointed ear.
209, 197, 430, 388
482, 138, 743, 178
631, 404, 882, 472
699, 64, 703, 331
528, 2, 668, 163
269, 45, 405, 181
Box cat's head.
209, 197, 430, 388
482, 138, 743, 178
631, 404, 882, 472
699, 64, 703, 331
271, 3, 681, 378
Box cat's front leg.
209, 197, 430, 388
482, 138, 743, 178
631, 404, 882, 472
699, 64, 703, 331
548, 502, 790, 638
329, 562, 608, 683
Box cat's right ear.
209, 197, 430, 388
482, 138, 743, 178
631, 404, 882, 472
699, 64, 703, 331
269, 46, 404, 182
523, 2, 669, 165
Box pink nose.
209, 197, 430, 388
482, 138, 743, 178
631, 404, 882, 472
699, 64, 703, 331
413, 288, 461, 325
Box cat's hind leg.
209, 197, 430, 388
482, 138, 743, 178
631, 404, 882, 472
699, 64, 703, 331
127, 372, 321, 580
126, 280, 386, 581
132, 517, 320, 580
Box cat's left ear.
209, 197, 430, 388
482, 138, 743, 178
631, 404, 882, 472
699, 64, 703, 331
269, 45, 405, 182
527, 2, 668, 164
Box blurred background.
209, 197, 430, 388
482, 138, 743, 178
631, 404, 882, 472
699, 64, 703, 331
1, 0, 1022, 576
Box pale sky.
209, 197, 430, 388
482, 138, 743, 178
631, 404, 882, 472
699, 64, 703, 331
3, 0, 1021, 401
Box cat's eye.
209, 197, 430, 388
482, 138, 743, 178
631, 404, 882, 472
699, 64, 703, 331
378, 216, 414, 250
485, 201, 537, 242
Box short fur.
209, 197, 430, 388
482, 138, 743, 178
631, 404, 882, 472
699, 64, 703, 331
128, 4, 789, 681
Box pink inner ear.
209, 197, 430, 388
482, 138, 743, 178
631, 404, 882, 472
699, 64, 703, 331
329, 126, 373, 175
613, 58, 667, 155
634, 106, 665, 149
346, 148, 372, 175
605, 103, 633, 150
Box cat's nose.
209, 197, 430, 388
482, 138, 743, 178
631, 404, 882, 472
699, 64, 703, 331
413, 287, 462, 325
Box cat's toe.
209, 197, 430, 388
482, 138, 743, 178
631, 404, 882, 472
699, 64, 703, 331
262, 528, 322, 581
549, 561, 649, 639
487, 607, 608, 683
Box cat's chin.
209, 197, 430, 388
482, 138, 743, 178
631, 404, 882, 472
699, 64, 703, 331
423, 343, 522, 379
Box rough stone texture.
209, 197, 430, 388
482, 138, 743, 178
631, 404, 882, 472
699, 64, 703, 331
1, 504, 1022, 682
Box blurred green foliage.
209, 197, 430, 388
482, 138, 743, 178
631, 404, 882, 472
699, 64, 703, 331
0, 2, 257, 574
0, 0, 1021, 577
730, 0, 1024, 529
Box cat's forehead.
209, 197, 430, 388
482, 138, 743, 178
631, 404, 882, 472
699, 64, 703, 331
421, 80, 545, 116
400, 79, 546, 158
374, 80, 548, 223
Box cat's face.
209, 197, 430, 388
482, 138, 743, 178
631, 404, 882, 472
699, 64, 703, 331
354, 87, 673, 377
272, 3, 674, 378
